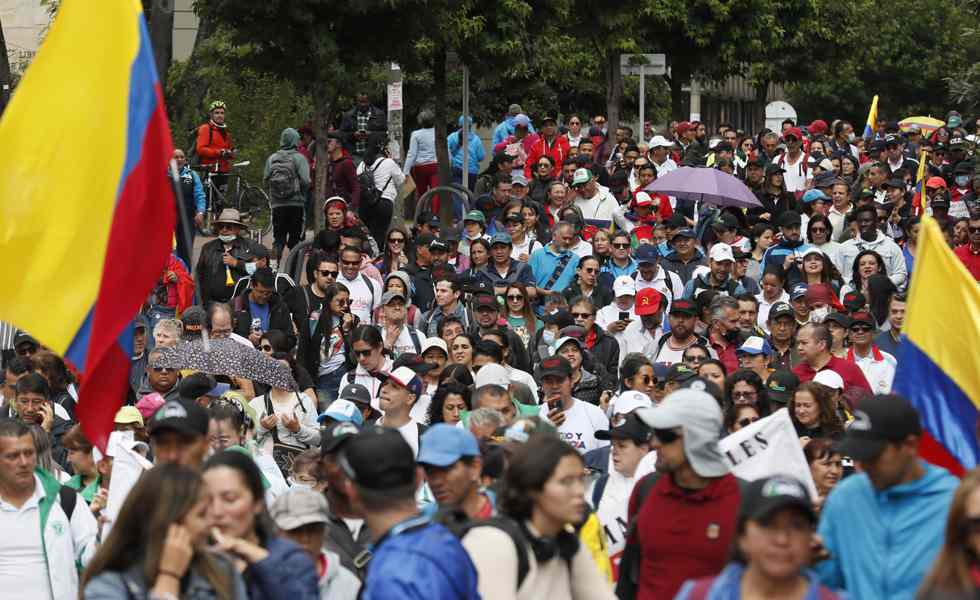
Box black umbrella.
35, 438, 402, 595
155, 338, 297, 391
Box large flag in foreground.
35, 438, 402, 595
893, 216, 980, 476
0, 0, 175, 448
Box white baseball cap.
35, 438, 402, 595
708, 243, 735, 263
610, 390, 653, 418
613, 275, 636, 297
813, 370, 845, 391
421, 337, 448, 358
474, 363, 509, 390
649, 135, 674, 149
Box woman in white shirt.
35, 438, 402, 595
357, 144, 406, 251
250, 352, 321, 454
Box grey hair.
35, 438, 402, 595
153, 318, 183, 337
708, 295, 739, 323
469, 407, 505, 432
762, 131, 780, 143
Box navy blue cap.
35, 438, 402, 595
634, 244, 659, 264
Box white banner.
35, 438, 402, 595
718, 408, 818, 498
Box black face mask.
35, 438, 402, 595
723, 328, 741, 343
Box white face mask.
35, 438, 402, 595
288, 478, 313, 490
542, 330, 556, 345
847, 132, 856, 143
810, 306, 830, 323
245, 261, 257, 275
218, 234, 236, 243
956, 175, 970, 188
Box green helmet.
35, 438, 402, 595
208, 100, 227, 113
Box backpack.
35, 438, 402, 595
268, 150, 300, 201
433, 508, 574, 590
358, 158, 394, 212
187, 123, 214, 166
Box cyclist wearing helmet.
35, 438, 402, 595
196, 100, 235, 178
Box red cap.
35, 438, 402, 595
926, 176, 947, 190
675, 121, 695, 135
635, 288, 664, 316
808, 120, 828, 135
784, 127, 803, 141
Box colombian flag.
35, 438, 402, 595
863, 95, 879, 139
0, 1, 175, 448
893, 216, 980, 476
911, 148, 928, 215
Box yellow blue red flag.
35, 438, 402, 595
0, 0, 175, 448
863, 95, 879, 139
893, 215, 980, 476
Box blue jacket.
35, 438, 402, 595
448, 116, 486, 174
361, 516, 480, 600
245, 536, 319, 600
492, 115, 536, 146
761, 240, 813, 287
815, 463, 958, 600
676, 562, 843, 600
178, 165, 206, 214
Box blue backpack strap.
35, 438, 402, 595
591, 474, 609, 508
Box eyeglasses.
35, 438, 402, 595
341, 259, 361, 267
732, 390, 758, 400
259, 344, 273, 352
612, 243, 630, 249
317, 269, 338, 278
507, 294, 524, 301
571, 312, 592, 319
354, 348, 375, 358
151, 366, 174, 373
969, 227, 980, 234
388, 237, 405, 244
653, 428, 680, 444
637, 375, 654, 385
737, 417, 759, 428
685, 355, 707, 364
850, 325, 873, 333
334, 298, 350, 306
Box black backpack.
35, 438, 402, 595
358, 158, 393, 212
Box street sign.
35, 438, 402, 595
620, 54, 666, 76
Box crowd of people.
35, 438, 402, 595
1, 97, 980, 600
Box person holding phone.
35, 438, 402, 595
535, 356, 609, 455
595, 275, 638, 353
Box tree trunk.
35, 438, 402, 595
311, 81, 332, 231
432, 44, 453, 228
0, 15, 11, 116
669, 62, 691, 123
753, 81, 769, 136
605, 52, 622, 132
149, 0, 175, 89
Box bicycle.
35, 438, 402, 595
195, 161, 272, 243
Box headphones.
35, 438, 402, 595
518, 520, 579, 564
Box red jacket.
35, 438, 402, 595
709, 337, 739, 375
955, 244, 980, 281
327, 152, 360, 208
794, 355, 872, 396
628, 473, 741, 600
195, 122, 234, 173
524, 134, 570, 179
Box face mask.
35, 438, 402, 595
723, 328, 740, 343
810, 306, 830, 323
956, 175, 970, 188
245, 261, 257, 275
542, 330, 556, 345
847, 133, 856, 143
218, 234, 236, 243
288, 478, 313, 490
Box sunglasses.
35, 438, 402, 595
969, 227, 980, 234
151, 366, 174, 373
581, 267, 597, 273
507, 294, 524, 301
612, 243, 630, 249
571, 312, 592, 319
685, 355, 707, 364
354, 348, 375, 358
15, 345, 38, 356
637, 375, 654, 385
653, 428, 680, 444
850, 325, 873, 333
732, 390, 757, 400
388, 237, 405, 244
738, 417, 759, 428
318, 269, 338, 277
538, 163, 551, 168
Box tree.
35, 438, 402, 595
147, 0, 175, 89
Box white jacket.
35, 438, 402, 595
840, 231, 908, 290
36, 469, 98, 600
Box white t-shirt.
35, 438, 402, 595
0, 476, 51, 600
387, 324, 420, 359
574, 187, 619, 227
853, 349, 897, 395
336, 273, 376, 325
780, 153, 810, 193
351, 356, 393, 411
539, 399, 609, 454
511, 237, 542, 262
377, 416, 423, 457
569, 238, 594, 258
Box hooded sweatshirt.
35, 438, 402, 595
448, 116, 487, 174
839, 229, 907, 290
264, 127, 311, 208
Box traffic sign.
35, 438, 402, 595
620, 54, 666, 76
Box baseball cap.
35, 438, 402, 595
539, 356, 573, 379
884, 133, 901, 146
474, 363, 509, 390
613, 275, 636, 297
490, 232, 513, 246
148, 400, 209, 437
765, 163, 786, 176
737, 336, 772, 356
947, 111, 963, 128
13, 331, 38, 348
671, 228, 697, 240
813, 369, 844, 391
429, 238, 449, 252
338, 383, 372, 407
421, 337, 449, 358
472, 293, 500, 311
114, 406, 144, 427
783, 127, 803, 141
634, 244, 658, 264
269, 488, 330, 531
834, 394, 922, 461
926, 176, 947, 190
634, 191, 654, 208
669, 299, 699, 317
635, 388, 728, 477
540, 309, 575, 329
379, 366, 424, 397
553, 336, 584, 355
340, 426, 416, 490
571, 168, 593, 187
824, 312, 852, 328
768, 301, 795, 322
511, 173, 529, 187
504, 212, 523, 224
178, 372, 229, 401
380, 290, 406, 306
320, 421, 361, 455
850, 311, 875, 327
609, 390, 653, 418
841, 291, 866, 313
513, 114, 531, 128
777, 210, 802, 228
802, 189, 830, 204
417, 424, 480, 467
317, 399, 364, 425
666, 363, 697, 384
649, 135, 674, 148
884, 178, 905, 189
789, 283, 808, 301
712, 213, 739, 230
464, 210, 486, 224
180, 306, 206, 335
635, 288, 664, 316
745, 155, 764, 168
766, 370, 799, 405
808, 119, 828, 135
675, 121, 695, 135
708, 244, 735, 263
595, 413, 652, 444
739, 475, 816, 525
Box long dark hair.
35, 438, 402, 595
724, 369, 772, 417
499, 434, 583, 521
324, 282, 351, 318
203, 451, 277, 543
81, 465, 234, 600
438, 363, 475, 387
381, 223, 412, 274
850, 249, 886, 288
618, 353, 652, 392
427, 382, 472, 425
866, 273, 897, 327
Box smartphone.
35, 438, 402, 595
618, 311, 630, 322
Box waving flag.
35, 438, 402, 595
863, 95, 879, 139
0, 0, 175, 448
893, 216, 980, 476
911, 148, 928, 215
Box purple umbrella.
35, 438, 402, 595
646, 166, 762, 208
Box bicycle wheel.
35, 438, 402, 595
240, 186, 272, 237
